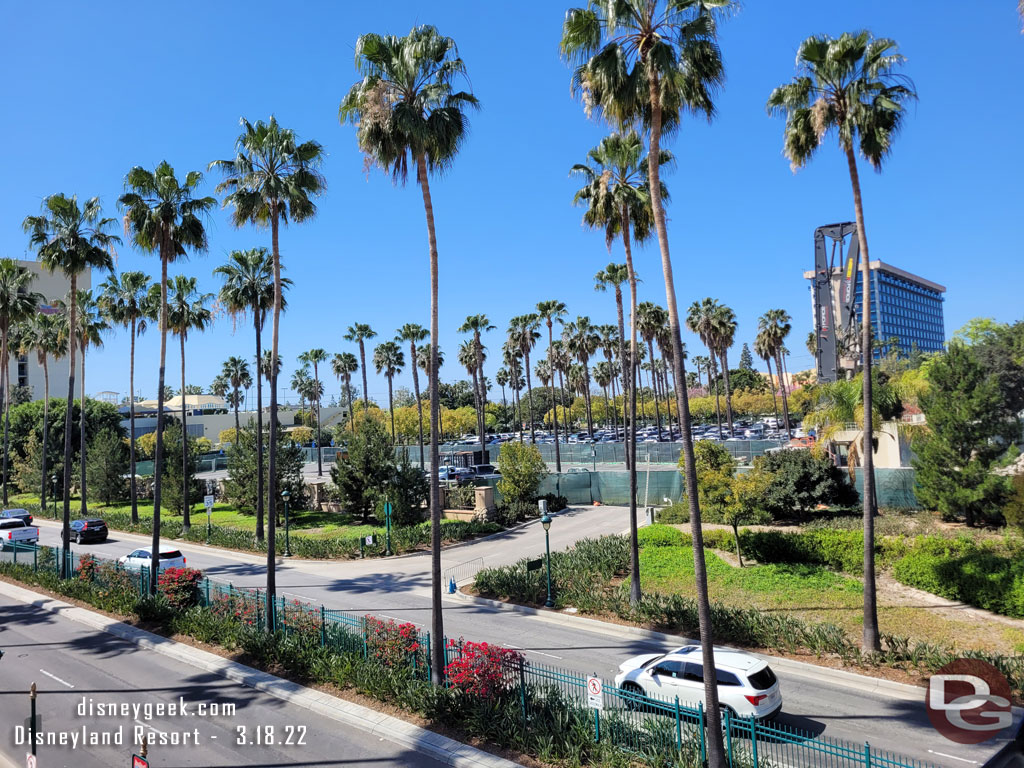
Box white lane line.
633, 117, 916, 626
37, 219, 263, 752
928, 750, 979, 765
504, 644, 563, 660
39, 668, 74, 688
135, 719, 167, 736
377, 614, 423, 627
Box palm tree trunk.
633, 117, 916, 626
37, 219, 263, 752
620, 206, 641, 604
150, 254, 167, 594
524, 351, 535, 443
60, 274, 78, 579
129, 317, 139, 524
709, 353, 723, 435
266, 206, 281, 630
314, 364, 323, 477
234, 388, 240, 438
80, 340, 87, 516
180, 332, 190, 533
765, 356, 779, 425
345, 376, 354, 432
41, 357, 50, 516
647, 68, 725, 764
845, 144, 880, 653
547, 325, 561, 473
2, 329, 9, 506
359, 340, 369, 410
648, 341, 663, 440
411, 342, 425, 470
775, 351, 792, 439
255, 314, 264, 542
387, 374, 395, 440
720, 350, 734, 435
558, 367, 569, 436
417, 155, 445, 685
582, 359, 594, 438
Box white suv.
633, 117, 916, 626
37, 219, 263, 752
118, 546, 187, 571
614, 645, 782, 719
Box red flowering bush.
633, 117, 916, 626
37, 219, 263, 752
210, 589, 263, 627
76, 554, 99, 582
365, 616, 423, 668
158, 567, 203, 609
444, 639, 523, 698
279, 599, 322, 639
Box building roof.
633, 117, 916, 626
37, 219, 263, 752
803, 260, 945, 293
136, 394, 227, 410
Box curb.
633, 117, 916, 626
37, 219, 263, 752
0, 580, 521, 768
452, 590, 927, 703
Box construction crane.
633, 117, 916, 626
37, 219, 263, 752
811, 222, 859, 383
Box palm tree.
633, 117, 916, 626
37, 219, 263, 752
211, 118, 325, 623
592, 361, 612, 427
74, 291, 109, 516
166, 276, 213, 532
495, 367, 509, 426
341, 25, 478, 683
344, 324, 377, 411
712, 303, 737, 435
637, 302, 669, 441
373, 341, 404, 441
536, 301, 567, 471
28, 312, 63, 515
24, 194, 118, 577
507, 315, 541, 443
215, 247, 285, 543
99, 270, 151, 523
331, 352, 359, 432
563, 5, 734, 753
291, 367, 312, 412
397, 324, 429, 469
687, 298, 725, 435
768, 32, 915, 653
754, 331, 779, 426
119, 163, 213, 591
759, 310, 793, 439
459, 315, 495, 461
417, 343, 445, 441
298, 348, 329, 476
457, 339, 484, 439
596, 323, 621, 436
564, 316, 600, 438
222, 356, 252, 439
0, 260, 42, 504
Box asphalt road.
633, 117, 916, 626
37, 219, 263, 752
29, 508, 1020, 767
0, 593, 446, 768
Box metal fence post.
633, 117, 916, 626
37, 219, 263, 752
725, 708, 733, 767
864, 742, 871, 768
593, 708, 600, 744
425, 632, 432, 681
698, 702, 706, 764
750, 716, 758, 768
674, 696, 682, 751
205, 579, 210, 607
519, 660, 528, 733
362, 617, 369, 659
320, 606, 326, 647
13, 540, 18, 566
33, 544, 37, 572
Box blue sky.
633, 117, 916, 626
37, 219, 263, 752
2, 1, 1022, 407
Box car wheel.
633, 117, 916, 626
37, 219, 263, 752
618, 682, 646, 711
75, 533, 82, 544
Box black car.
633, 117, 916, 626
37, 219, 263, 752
69, 518, 108, 544
0, 508, 33, 526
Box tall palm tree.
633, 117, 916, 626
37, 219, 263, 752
298, 348, 329, 476
344, 324, 376, 411
417, 343, 445, 441
373, 341, 404, 441
592, 361, 612, 428
341, 25, 478, 683
222, 356, 252, 439
495, 367, 509, 424
596, 323, 621, 436
119, 163, 213, 591
768, 31, 915, 653
0, 260, 42, 504
759, 310, 793, 439
563, 4, 735, 753
507, 315, 541, 443
397, 324, 429, 469
656, 324, 679, 433
534, 357, 552, 426
99, 270, 151, 523
211, 118, 325, 623
457, 339, 485, 439
215, 247, 285, 542
24, 194, 118, 577
550, 339, 572, 434
712, 302, 737, 435
291, 367, 312, 412
458, 315, 495, 461
331, 352, 359, 432
166, 276, 213, 532
74, 291, 109, 516
536, 301, 567, 471
687, 298, 725, 434
637, 302, 669, 441
28, 312, 64, 515
754, 331, 779, 426
564, 316, 600, 438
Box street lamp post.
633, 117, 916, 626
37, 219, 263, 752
282, 489, 291, 558
51, 474, 58, 519
541, 510, 554, 608
29, 682, 37, 757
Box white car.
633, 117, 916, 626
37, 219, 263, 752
614, 645, 782, 720
118, 545, 187, 571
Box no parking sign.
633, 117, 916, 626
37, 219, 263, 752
586, 676, 603, 710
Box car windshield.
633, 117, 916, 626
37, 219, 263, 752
159, 551, 183, 559
0, 520, 25, 529
747, 666, 777, 690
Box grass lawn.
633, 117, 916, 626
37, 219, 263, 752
641, 545, 1024, 656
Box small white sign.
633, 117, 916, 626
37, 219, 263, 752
586, 676, 603, 710
204, 495, 215, 510
365, 535, 375, 546
26, 753, 36, 768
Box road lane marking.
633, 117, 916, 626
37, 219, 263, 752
377, 614, 423, 627
505, 643, 563, 660
135, 719, 167, 736
928, 751, 978, 765
39, 669, 74, 688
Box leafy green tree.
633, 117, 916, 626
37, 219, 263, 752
913, 343, 1013, 527
386, 453, 429, 527
223, 425, 306, 518
738, 343, 753, 371
23, 194, 118, 576
496, 442, 548, 504
86, 429, 128, 506
158, 424, 202, 518
723, 469, 771, 567
725, 367, 767, 394
680, 441, 735, 522
768, 30, 916, 654
331, 418, 395, 524
1004, 475, 1024, 534
13, 431, 61, 498
99, 270, 152, 522
119, 162, 214, 591
755, 449, 857, 520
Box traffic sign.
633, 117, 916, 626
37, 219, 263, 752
365, 535, 374, 546
133, 754, 149, 768
204, 494, 215, 509
525, 558, 543, 572
586, 676, 603, 710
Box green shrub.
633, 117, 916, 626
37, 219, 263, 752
496, 442, 547, 503
754, 449, 858, 519
536, 493, 568, 513
447, 484, 476, 510
656, 502, 689, 524
637, 525, 686, 548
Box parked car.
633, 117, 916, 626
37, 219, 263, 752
614, 645, 782, 720
0, 519, 40, 548
69, 518, 109, 544
118, 545, 187, 571
469, 464, 501, 479
0, 508, 33, 526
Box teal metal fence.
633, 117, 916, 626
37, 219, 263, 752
0, 542, 936, 768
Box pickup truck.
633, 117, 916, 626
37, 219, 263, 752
0, 519, 40, 548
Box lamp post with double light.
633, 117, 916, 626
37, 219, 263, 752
282, 488, 292, 558
541, 506, 554, 608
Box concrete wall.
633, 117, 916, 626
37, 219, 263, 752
122, 404, 350, 442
